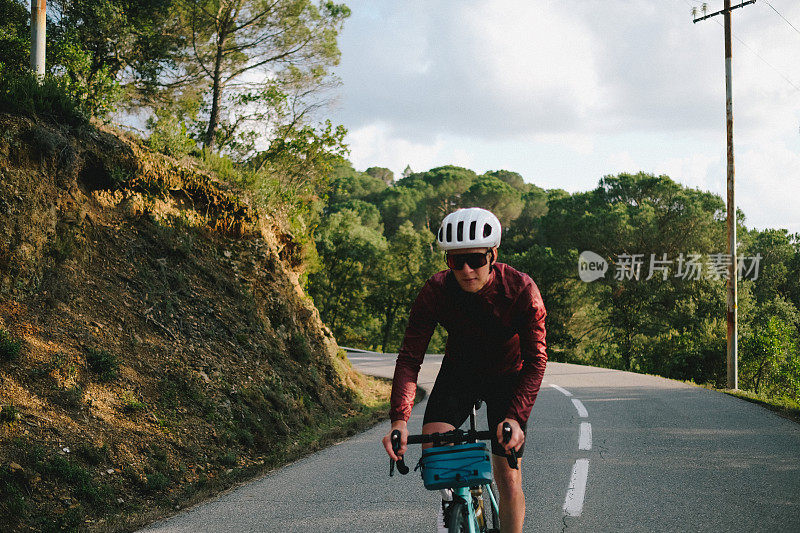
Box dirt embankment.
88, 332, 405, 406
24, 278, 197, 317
0, 114, 389, 532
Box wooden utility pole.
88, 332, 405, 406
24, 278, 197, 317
694, 0, 755, 390
30, 0, 46, 78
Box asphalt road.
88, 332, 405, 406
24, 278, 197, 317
141, 352, 800, 532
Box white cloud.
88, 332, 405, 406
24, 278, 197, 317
659, 153, 721, 192
737, 141, 800, 232
330, 1, 800, 231
346, 122, 473, 176
533, 133, 596, 156
604, 151, 641, 177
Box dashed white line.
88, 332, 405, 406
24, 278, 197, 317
550, 383, 573, 396
552, 383, 591, 517
563, 459, 590, 517
571, 399, 589, 418
578, 422, 592, 451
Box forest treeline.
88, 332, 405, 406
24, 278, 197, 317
306, 162, 800, 405
1, 0, 797, 405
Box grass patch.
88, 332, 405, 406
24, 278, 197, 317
0, 328, 22, 361
0, 71, 90, 128
719, 388, 800, 424
40, 455, 114, 509
0, 403, 20, 424
122, 373, 393, 531
121, 390, 148, 413
86, 347, 119, 382
74, 442, 109, 466
0, 464, 29, 528
53, 385, 84, 408
145, 472, 170, 493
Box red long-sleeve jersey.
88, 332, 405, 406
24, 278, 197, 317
389, 262, 548, 425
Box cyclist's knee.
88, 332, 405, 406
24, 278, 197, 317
493, 458, 523, 493
421, 422, 457, 450
422, 422, 456, 434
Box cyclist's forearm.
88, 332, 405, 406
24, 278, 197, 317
506, 281, 548, 424
506, 353, 547, 424
389, 365, 418, 422
389, 291, 437, 421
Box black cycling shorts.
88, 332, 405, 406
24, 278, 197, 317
423, 362, 526, 457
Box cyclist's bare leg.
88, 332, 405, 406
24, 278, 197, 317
421, 422, 456, 450
492, 455, 524, 533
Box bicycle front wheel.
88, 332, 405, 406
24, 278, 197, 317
447, 500, 468, 533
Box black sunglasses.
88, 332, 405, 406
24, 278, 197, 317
446, 250, 492, 270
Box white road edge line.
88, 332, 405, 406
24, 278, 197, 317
550, 384, 573, 396
578, 422, 592, 450
571, 399, 589, 418
563, 459, 590, 517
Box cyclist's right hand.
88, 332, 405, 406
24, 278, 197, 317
383, 420, 408, 461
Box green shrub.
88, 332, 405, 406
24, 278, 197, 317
53, 385, 84, 408
41, 456, 112, 508
121, 390, 147, 413
86, 348, 119, 382
145, 472, 169, 492
741, 316, 800, 401
0, 464, 28, 526
0, 70, 89, 127
290, 331, 313, 363
0, 403, 20, 424
0, 328, 22, 361
146, 108, 197, 158
219, 451, 237, 467
74, 443, 109, 466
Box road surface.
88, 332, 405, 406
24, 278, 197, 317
141, 352, 800, 532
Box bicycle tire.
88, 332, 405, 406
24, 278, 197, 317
447, 499, 468, 533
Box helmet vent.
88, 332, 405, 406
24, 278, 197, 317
456, 221, 464, 241
446, 223, 452, 242
469, 221, 476, 240
438, 227, 443, 242
483, 224, 492, 238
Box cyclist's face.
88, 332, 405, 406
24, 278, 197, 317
448, 247, 496, 293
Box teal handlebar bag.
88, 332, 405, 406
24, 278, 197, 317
419, 443, 493, 490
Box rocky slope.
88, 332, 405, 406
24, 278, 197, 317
0, 113, 388, 531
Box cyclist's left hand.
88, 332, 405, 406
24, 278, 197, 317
497, 418, 524, 453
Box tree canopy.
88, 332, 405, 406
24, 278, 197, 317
307, 164, 800, 406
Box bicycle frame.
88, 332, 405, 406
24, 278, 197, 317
451, 402, 500, 532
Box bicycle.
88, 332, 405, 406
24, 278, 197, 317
388, 401, 519, 533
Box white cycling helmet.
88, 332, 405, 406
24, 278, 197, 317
436, 208, 501, 251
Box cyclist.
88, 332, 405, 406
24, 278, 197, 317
382, 207, 548, 533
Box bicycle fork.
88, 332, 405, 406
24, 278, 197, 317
445, 485, 500, 533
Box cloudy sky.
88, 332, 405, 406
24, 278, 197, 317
327, 0, 800, 233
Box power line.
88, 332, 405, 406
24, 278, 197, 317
764, 1, 800, 37
731, 31, 800, 92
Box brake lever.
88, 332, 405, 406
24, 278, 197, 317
502, 422, 519, 470
390, 430, 409, 475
